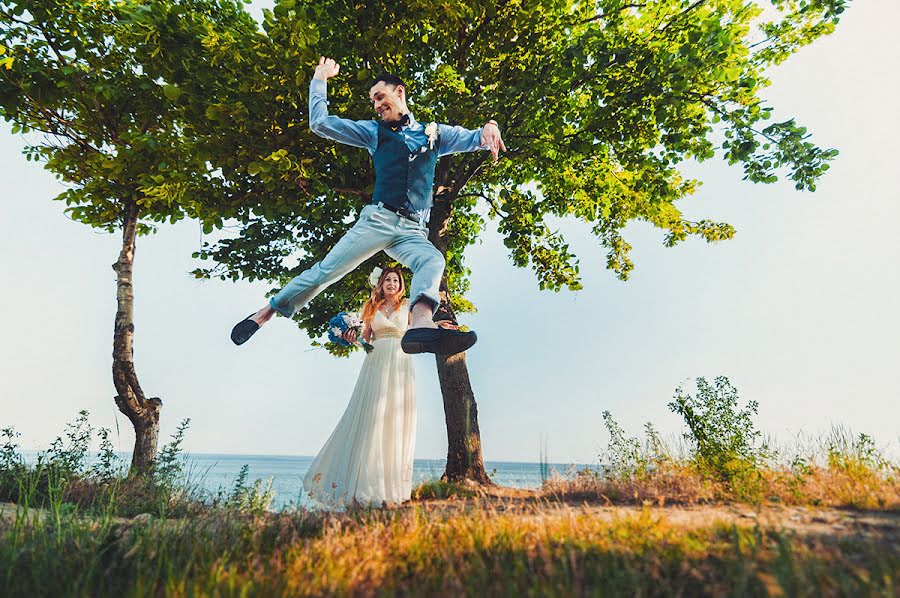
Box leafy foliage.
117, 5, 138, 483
46, 410, 94, 477
827, 431, 890, 475
0, 0, 255, 233
169, 0, 848, 353
668, 375, 769, 483
1, 1, 847, 347
0, 413, 275, 517
224, 464, 275, 514
152, 418, 191, 490
600, 411, 666, 479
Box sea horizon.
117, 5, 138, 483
20, 450, 600, 509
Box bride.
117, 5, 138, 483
303, 266, 421, 507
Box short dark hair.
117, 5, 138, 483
371, 73, 406, 90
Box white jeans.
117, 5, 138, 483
269, 204, 445, 317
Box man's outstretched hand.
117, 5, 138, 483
314, 56, 340, 81
481, 120, 507, 163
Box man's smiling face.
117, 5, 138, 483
369, 81, 407, 121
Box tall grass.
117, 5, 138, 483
2, 498, 896, 596
544, 377, 900, 509
0, 412, 274, 519
2, 386, 898, 596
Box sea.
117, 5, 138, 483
20, 451, 598, 510
179, 454, 597, 509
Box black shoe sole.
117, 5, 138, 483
400, 340, 428, 354
401, 330, 477, 355
231, 315, 260, 346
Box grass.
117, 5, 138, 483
541, 425, 900, 511
537, 378, 900, 511
411, 478, 479, 500
2, 499, 897, 596
2, 377, 899, 596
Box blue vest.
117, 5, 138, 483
371, 121, 439, 213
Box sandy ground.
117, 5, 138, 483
3, 487, 898, 547
403, 485, 900, 546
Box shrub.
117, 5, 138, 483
222, 464, 275, 514
600, 412, 667, 480
413, 479, 477, 500
668, 376, 769, 489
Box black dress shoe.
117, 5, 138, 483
231, 314, 260, 346
401, 327, 477, 355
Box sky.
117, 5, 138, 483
1, 1, 898, 464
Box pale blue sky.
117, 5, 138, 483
1, 1, 897, 463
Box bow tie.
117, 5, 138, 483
384, 113, 410, 131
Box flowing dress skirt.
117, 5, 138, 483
303, 336, 416, 507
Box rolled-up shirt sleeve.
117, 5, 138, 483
437, 123, 489, 157
308, 79, 377, 153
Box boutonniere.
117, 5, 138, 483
425, 122, 438, 149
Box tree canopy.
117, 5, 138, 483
0, 0, 259, 470
168, 0, 846, 481
179, 0, 844, 329
1, 0, 847, 477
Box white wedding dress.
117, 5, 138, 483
303, 300, 416, 507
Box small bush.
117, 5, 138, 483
46, 410, 93, 476
0, 413, 210, 518
600, 412, 667, 480
413, 479, 478, 500
668, 376, 769, 493
546, 377, 899, 509
219, 464, 275, 514
827, 431, 889, 474
0, 428, 24, 499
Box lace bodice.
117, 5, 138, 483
370, 299, 409, 340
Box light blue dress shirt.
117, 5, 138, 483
308, 78, 488, 221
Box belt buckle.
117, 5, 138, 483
404, 209, 425, 226
376, 202, 423, 226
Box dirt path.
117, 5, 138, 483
4, 490, 898, 547
404, 486, 900, 545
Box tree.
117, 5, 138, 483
0, 0, 257, 472
172, 0, 845, 482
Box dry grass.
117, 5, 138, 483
539, 461, 900, 510
3, 408, 898, 595
3, 471, 899, 596
72, 501, 897, 596
542, 462, 722, 506
537, 420, 900, 511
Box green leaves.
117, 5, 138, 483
669, 376, 769, 486
205, 104, 223, 120
162, 84, 182, 101
0, 0, 259, 233
2, 0, 842, 346
190, 0, 843, 308
0, 42, 12, 69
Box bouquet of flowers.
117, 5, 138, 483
327, 312, 374, 353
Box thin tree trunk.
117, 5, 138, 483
111, 201, 161, 474
429, 191, 493, 485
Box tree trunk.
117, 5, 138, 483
429, 191, 493, 485
112, 201, 162, 474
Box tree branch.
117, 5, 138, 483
660, 0, 709, 34
457, 191, 509, 218
579, 4, 647, 24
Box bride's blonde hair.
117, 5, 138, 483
360, 266, 406, 325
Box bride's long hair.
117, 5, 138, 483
360, 266, 406, 326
